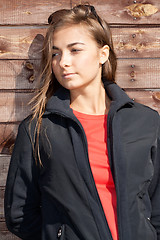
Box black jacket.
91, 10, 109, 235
4, 82, 160, 240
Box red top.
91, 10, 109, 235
73, 110, 118, 240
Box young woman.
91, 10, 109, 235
4, 4, 160, 240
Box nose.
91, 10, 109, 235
59, 51, 71, 68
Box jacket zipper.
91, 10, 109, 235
52, 111, 113, 240
80, 124, 113, 240
107, 103, 123, 240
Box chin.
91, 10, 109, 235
62, 84, 80, 90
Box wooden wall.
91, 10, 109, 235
0, 0, 160, 238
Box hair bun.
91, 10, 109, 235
48, 9, 70, 24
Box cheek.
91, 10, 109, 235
52, 59, 56, 69
77, 54, 98, 70
52, 63, 62, 84
52, 61, 59, 75
85, 49, 100, 64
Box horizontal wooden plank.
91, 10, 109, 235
0, 92, 34, 122
0, 60, 40, 89
116, 58, 160, 89
112, 27, 160, 58
0, 28, 46, 60
1, 26, 160, 59
126, 90, 160, 113
0, 0, 160, 25
72, 0, 160, 24
1, 58, 160, 90
0, 0, 70, 25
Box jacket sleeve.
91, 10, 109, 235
4, 120, 42, 240
150, 116, 160, 239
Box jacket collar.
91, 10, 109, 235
103, 81, 134, 109
44, 81, 134, 116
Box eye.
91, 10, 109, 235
52, 52, 59, 58
71, 48, 82, 53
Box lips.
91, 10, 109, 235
62, 73, 75, 78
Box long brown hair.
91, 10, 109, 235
30, 4, 117, 163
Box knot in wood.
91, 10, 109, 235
130, 79, 135, 82
0, 39, 8, 54
153, 92, 160, 102
130, 71, 135, 78
25, 62, 34, 70
126, 3, 158, 18
29, 75, 35, 83
132, 49, 137, 53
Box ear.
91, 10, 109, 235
99, 45, 109, 65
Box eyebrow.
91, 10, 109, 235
52, 42, 85, 50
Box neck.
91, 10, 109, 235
70, 82, 110, 115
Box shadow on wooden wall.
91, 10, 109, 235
0, 33, 44, 239
1, 33, 44, 155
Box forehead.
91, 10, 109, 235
52, 24, 95, 46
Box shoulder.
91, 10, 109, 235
133, 101, 159, 122
18, 114, 55, 140
17, 115, 37, 140
119, 100, 159, 137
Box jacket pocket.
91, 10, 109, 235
137, 180, 152, 218
57, 224, 81, 240
137, 181, 157, 239
57, 225, 65, 240
145, 218, 157, 240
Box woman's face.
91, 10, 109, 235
52, 25, 109, 92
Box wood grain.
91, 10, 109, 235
0, 60, 40, 89
0, 28, 46, 60
0, 155, 10, 187
116, 58, 160, 89
0, 155, 10, 219
0, 0, 160, 25
72, 0, 160, 24
1, 27, 160, 59
112, 27, 160, 58
0, 187, 5, 217
126, 90, 160, 113
0, 125, 19, 155
1, 58, 160, 90
0, 0, 71, 25
0, 92, 34, 122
